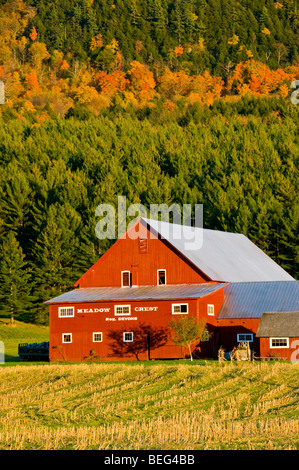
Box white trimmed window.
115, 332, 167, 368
157, 269, 166, 285
121, 271, 131, 287
270, 338, 289, 348
207, 304, 214, 316
237, 333, 253, 342
59, 306, 74, 317
115, 305, 131, 316
123, 332, 133, 342
62, 333, 72, 343
93, 332, 103, 342
172, 303, 188, 314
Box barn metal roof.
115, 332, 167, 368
45, 283, 227, 304
140, 218, 294, 283
256, 311, 299, 337
218, 281, 299, 319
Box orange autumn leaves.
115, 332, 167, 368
228, 60, 299, 98
80, 61, 156, 110
158, 69, 224, 107
91, 63, 223, 110
2, 57, 299, 118
0, 0, 298, 120
92, 59, 298, 111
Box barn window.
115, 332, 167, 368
207, 304, 214, 316
139, 238, 148, 253
157, 269, 166, 285
93, 332, 102, 342
59, 307, 74, 317
172, 303, 188, 314
123, 332, 133, 342
237, 333, 253, 342
62, 333, 72, 343
121, 271, 131, 287
115, 305, 131, 316
270, 338, 289, 348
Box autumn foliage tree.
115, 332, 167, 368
228, 60, 299, 98
95, 70, 129, 99
127, 61, 157, 106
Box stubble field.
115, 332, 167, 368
0, 360, 298, 450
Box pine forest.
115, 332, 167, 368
0, 0, 298, 324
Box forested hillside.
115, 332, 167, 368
0, 0, 298, 324
1, 0, 299, 114
18, 0, 299, 72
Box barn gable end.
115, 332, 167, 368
75, 217, 294, 288
75, 219, 211, 288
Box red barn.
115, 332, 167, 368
46, 218, 298, 362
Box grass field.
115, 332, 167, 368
0, 319, 298, 450
0, 318, 49, 362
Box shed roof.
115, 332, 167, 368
256, 311, 299, 337
218, 281, 299, 319
140, 218, 294, 283
45, 282, 226, 304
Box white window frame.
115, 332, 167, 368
114, 304, 131, 316
59, 306, 75, 318
93, 332, 103, 342
123, 332, 133, 342
270, 337, 289, 349
157, 269, 167, 286
121, 271, 131, 288
207, 304, 214, 316
172, 303, 189, 315
237, 333, 253, 343
62, 333, 72, 343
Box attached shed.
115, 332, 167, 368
256, 311, 299, 361
216, 281, 299, 355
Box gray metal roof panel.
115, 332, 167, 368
141, 218, 294, 283
256, 311, 299, 337
218, 281, 299, 319
45, 283, 227, 304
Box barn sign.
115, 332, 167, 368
105, 317, 138, 322
77, 307, 110, 313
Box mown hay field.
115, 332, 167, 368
0, 360, 298, 450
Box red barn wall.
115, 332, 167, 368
259, 337, 299, 361
76, 222, 210, 288
215, 318, 261, 355
49, 287, 225, 362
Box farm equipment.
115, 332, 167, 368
18, 342, 49, 361
229, 341, 252, 361
218, 342, 253, 362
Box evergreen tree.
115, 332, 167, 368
0, 232, 33, 321
0, 162, 33, 249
